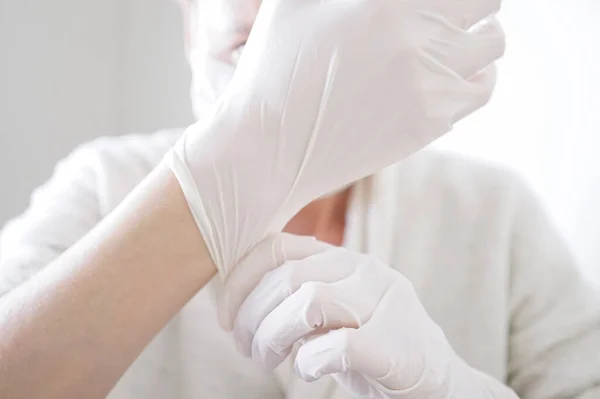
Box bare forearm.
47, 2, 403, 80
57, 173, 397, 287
0, 164, 217, 399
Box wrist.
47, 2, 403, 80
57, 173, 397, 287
166, 113, 290, 277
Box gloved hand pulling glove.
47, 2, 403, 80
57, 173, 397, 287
219, 233, 519, 399
166, 0, 505, 276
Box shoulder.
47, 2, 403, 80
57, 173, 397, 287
66, 128, 183, 175
388, 150, 534, 212
59, 128, 184, 213
1, 128, 183, 253
0, 129, 179, 296
394, 149, 527, 191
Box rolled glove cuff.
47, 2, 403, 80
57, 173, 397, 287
164, 141, 226, 278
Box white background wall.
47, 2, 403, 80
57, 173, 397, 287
435, 0, 600, 284
0, 1, 599, 282
0, 0, 194, 226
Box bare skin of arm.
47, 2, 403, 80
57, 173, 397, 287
0, 164, 217, 399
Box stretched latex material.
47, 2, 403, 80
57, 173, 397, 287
221, 234, 519, 399
167, 0, 505, 276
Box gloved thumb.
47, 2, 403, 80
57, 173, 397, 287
218, 233, 332, 330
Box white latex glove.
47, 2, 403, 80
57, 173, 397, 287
167, 0, 505, 276
219, 234, 519, 399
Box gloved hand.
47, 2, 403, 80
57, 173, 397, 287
219, 234, 518, 399
167, 0, 505, 276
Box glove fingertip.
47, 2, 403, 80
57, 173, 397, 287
294, 330, 351, 381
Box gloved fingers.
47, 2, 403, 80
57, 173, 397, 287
233, 249, 356, 357
249, 259, 390, 369
294, 327, 388, 381
294, 280, 436, 392
296, 334, 387, 398
294, 333, 386, 397
419, 0, 502, 30
420, 62, 497, 135
451, 63, 498, 124
250, 281, 356, 368
431, 17, 504, 81
218, 233, 331, 331
295, 330, 393, 398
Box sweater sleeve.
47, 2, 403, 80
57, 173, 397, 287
0, 141, 104, 298
507, 180, 600, 398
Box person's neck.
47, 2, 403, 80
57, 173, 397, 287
283, 188, 351, 246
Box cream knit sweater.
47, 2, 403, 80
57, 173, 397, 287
1, 130, 599, 398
